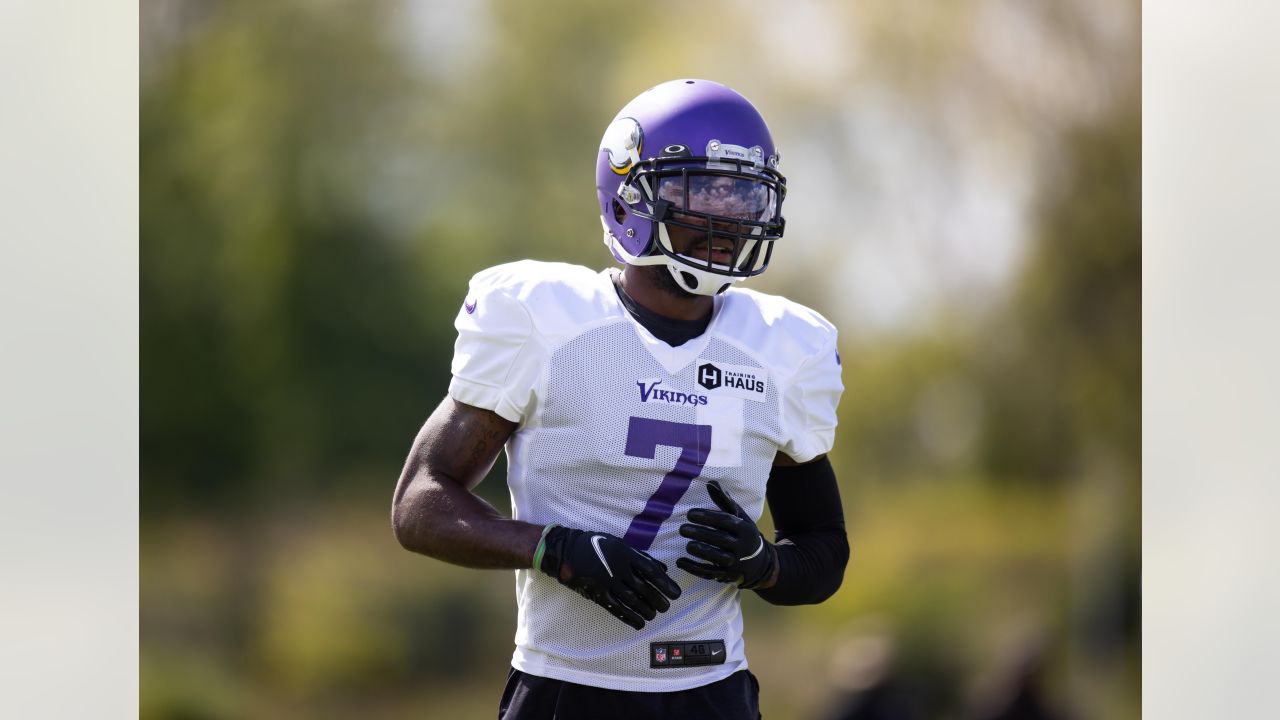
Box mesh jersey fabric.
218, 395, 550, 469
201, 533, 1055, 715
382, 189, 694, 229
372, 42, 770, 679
447, 260, 842, 692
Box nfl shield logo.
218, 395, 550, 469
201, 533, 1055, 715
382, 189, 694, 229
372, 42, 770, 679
655, 647, 667, 663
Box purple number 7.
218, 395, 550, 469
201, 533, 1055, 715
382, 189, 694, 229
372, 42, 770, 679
622, 417, 713, 551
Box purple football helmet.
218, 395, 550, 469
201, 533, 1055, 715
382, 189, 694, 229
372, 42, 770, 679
596, 79, 786, 296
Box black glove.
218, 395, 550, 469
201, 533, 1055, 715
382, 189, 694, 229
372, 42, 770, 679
677, 481, 778, 589
535, 524, 682, 630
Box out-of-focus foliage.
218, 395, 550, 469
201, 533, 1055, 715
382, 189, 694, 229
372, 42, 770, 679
142, 0, 1139, 718
817, 103, 1140, 720
141, 1, 447, 511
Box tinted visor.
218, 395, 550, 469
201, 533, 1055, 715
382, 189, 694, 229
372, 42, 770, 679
656, 173, 780, 223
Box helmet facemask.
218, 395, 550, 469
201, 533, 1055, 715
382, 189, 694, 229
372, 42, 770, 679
620, 142, 786, 296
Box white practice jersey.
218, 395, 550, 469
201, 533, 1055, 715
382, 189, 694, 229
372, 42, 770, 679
447, 260, 843, 692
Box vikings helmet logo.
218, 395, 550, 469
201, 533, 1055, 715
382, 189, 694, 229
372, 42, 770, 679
601, 117, 643, 175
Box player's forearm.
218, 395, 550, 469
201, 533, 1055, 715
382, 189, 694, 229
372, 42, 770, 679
392, 397, 535, 568
753, 527, 849, 605
392, 472, 543, 569
754, 455, 849, 604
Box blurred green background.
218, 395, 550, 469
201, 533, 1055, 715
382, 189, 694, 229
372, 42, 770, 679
140, 1, 1139, 718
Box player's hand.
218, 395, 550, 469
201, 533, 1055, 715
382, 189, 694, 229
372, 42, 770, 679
536, 525, 682, 630
677, 481, 778, 589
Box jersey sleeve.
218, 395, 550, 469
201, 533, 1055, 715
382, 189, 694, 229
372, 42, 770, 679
447, 270, 545, 424
778, 334, 844, 464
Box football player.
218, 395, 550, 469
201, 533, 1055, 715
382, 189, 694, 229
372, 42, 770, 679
392, 79, 849, 719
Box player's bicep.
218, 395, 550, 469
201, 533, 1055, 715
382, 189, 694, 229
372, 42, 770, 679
765, 454, 843, 535
404, 396, 517, 491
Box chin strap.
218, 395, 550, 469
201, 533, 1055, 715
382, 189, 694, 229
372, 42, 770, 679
656, 223, 741, 296
601, 216, 750, 297
666, 264, 732, 296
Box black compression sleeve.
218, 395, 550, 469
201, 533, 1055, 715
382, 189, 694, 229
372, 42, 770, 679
753, 455, 850, 606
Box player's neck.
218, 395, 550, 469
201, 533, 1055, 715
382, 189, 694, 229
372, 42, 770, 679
619, 265, 714, 322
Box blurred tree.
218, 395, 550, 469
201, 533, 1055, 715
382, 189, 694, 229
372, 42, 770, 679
978, 101, 1141, 485
426, 0, 635, 268
834, 98, 1139, 489
141, 1, 453, 513
828, 94, 1140, 720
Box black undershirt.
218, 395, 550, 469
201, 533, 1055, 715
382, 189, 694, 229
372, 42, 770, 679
611, 272, 711, 347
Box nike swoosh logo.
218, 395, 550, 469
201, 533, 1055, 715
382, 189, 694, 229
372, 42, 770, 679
739, 537, 765, 561
590, 535, 615, 578
464, 298, 477, 314
711, 649, 722, 656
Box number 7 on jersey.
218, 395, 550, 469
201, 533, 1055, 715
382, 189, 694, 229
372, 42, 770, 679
622, 416, 713, 551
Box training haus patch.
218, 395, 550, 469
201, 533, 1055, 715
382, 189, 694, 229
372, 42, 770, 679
694, 360, 767, 402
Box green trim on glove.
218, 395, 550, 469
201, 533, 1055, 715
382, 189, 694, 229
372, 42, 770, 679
533, 522, 560, 572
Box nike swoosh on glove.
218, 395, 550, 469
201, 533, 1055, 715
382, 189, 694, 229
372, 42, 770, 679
677, 480, 778, 589
536, 524, 682, 630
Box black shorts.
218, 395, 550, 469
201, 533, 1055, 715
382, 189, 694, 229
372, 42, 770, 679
497, 667, 762, 720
